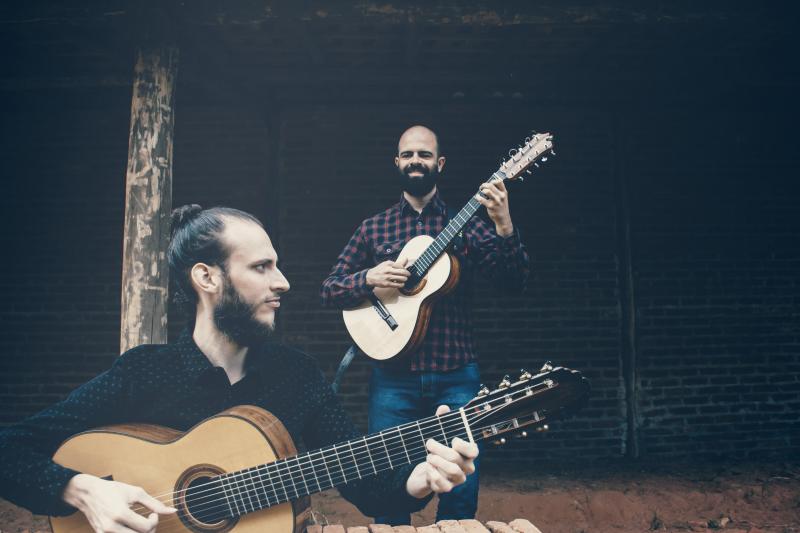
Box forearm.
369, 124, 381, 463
320, 269, 374, 308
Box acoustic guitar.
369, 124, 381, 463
342, 133, 555, 361
50, 363, 587, 533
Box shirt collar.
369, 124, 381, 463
176, 328, 269, 384
398, 190, 448, 218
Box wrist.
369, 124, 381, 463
496, 223, 514, 237
63, 473, 94, 508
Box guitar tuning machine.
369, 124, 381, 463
498, 375, 511, 389
477, 384, 490, 397
536, 424, 549, 433
492, 437, 507, 446
540, 361, 553, 372
519, 431, 528, 438
519, 369, 533, 381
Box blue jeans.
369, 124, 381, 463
368, 363, 481, 525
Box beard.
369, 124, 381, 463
213, 274, 275, 348
397, 163, 439, 197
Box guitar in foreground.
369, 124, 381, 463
342, 132, 555, 361
50, 363, 588, 533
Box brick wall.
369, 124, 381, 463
1, 38, 798, 465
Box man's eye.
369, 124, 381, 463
254, 264, 266, 272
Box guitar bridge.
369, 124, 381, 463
368, 294, 398, 330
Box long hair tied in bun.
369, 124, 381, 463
170, 204, 203, 238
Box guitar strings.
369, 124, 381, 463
130, 386, 535, 521
134, 385, 522, 512
138, 416, 512, 533
129, 408, 472, 516
128, 388, 541, 531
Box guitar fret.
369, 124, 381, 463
437, 415, 449, 445
319, 448, 336, 488
332, 444, 348, 484
347, 440, 362, 479
379, 430, 393, 469
273, 462, 290, 503
219, 474, 237, 517
283, 459, 299, 499
241, 470, 256, 513
294, 456, 310, 496
306, 451, 323, 493
363, 436, 377, 475
415, 420, 426, 449
397, 426, 411, 463
254, 465, 274, 508
242, 469, 257, 512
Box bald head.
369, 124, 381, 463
398, 125, 441, 158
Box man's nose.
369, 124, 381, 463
272, 269, 290, 293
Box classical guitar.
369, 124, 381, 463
50, 363, 587, 533
342, 132, 555, 361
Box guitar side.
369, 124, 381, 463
342, 235, 460, 361
50, 406, 309, 533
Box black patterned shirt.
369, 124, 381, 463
0, 330, 429, 517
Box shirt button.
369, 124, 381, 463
386, 247, 392, 253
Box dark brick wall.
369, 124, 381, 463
1, 15, 799, 465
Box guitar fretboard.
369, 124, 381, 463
409, 172, 505, 279
212, 412, 471, 517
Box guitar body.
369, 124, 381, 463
342, 235, 460, 361
50, 406, 310, 533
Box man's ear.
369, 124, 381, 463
190, 263, 223, 296
437, 155, 446, 172
394, 155, 400, 168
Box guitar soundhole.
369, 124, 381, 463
175, 464, 237, 533
185, 476, 230, 525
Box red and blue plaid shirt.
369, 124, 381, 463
321, 191, 530, 372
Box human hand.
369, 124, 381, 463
63, 473, 176, 533
475, 180, 513, 237
366, 257, 410, 289
405, 405, 480, 498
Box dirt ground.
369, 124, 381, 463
2, 461, 798, 533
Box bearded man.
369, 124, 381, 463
321, 125, 531, 525
0, 205, 478, 533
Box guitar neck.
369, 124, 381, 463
216, 410, 472, 516
410, 171, 506, 278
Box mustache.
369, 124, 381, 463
404, 164, 429, 176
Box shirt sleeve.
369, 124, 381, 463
0, 352, 135, 516
320, 222, 375, 309
302, 366, 433, 518
463, 216, 531, 292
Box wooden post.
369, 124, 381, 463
120, 47, 179, 353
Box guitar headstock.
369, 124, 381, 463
495, 132, 555, 183
462, 362, 589, 443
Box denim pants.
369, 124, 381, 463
368, 363, 481, 525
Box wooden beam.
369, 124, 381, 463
120, 47, 179, 353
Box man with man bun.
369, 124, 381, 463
0, 204, 478, 533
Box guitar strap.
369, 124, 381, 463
331, 207, 463, 393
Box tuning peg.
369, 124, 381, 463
498, 375, 511, 389
519, 431, 528, 438
519, 369, 533, 381
540, 361, 553, 372
550, 149, 556, 156
492, 437, 507, 446
536, 424, 549, 433
541, 157, 548, 162
518, 176, 525, 182
477, 384, 490, 397
534, 163, 540, 168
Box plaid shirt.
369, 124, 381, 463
321, 191, 530, 372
